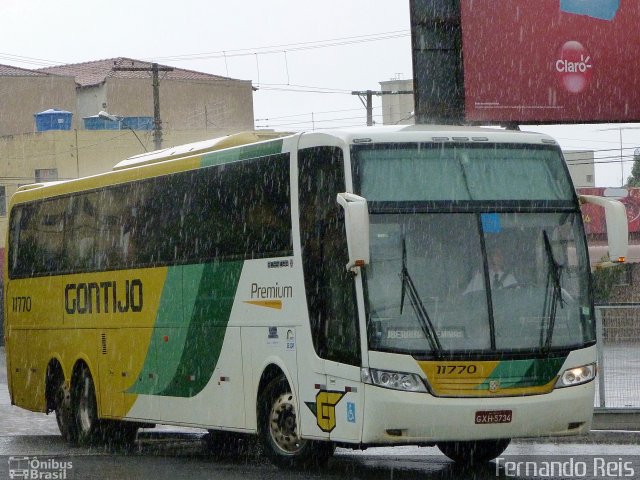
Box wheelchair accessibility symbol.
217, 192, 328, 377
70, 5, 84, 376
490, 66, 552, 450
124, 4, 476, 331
346, 402, 356, 423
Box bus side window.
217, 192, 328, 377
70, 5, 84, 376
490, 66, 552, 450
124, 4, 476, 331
95, 186, 133, 269
9, 205, 35, 277
66, 193, 99, 270
299, 146, 360, 366
12, 200, 67, 276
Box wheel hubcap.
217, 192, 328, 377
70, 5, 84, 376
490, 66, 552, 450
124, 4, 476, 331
269, 392, 305, 454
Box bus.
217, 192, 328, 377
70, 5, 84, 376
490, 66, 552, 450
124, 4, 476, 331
3, 126, 627, 467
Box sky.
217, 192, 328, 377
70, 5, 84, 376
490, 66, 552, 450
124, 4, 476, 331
1, 0, 639, 187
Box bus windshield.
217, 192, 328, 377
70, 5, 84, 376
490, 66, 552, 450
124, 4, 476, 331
353, 143, 592, 356
354, 142, 574, 201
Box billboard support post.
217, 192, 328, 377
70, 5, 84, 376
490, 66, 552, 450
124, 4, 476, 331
410, 0, 464, 125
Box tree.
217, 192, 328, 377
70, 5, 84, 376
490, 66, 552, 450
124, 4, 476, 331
626, 148, 640, 186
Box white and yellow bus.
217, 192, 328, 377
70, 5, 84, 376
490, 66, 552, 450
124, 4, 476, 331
3, 126, 627, 467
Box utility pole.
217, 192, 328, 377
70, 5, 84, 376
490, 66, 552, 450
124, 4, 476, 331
113, 62, 174, 150
351, 90, 413, 126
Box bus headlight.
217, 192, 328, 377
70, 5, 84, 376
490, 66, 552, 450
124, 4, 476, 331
555, 363, 596, 388
361, 368, 427, 393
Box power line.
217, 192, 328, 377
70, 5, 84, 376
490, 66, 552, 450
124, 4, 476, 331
256, 106, 367, 122
151, 30, 410, 62
256, 85, 353, 95
0, 52, 64, 67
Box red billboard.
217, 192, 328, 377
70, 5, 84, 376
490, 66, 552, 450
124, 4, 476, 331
461, 0, 640, 123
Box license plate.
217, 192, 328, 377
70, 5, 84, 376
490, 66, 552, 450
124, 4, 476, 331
475, 410, 512, 424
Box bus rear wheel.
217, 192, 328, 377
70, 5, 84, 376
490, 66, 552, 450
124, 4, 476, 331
259, 375, 334, 469
52, 375, 78, 444
72, 364, 101, 446
437, 439, 511, 464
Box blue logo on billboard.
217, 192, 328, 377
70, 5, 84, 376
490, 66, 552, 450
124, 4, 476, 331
560, 0, 619, 21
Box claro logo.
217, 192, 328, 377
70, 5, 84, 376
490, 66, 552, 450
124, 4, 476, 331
555, 40, 593, 94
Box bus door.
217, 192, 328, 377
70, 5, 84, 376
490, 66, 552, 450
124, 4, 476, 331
298, 144, 364, 443
298, 208, 364, 443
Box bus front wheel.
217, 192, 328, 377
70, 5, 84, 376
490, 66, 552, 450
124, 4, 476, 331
437, 439, 511, 464
259, 375, 334, 469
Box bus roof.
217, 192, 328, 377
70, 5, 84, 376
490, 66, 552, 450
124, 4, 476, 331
306, 125, 559, 147
112, 130, 294, 170
113, 126, 558, 171
9, 125, 560, 204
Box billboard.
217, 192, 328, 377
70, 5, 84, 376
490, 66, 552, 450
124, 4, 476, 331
461, 0, 640, 123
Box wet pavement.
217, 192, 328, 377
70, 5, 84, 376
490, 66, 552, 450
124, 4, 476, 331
1, 346, 638, 479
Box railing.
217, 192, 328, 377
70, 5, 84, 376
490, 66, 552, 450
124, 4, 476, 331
594, 304, 640, 409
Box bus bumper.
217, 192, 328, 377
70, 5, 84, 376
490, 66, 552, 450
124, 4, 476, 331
361, 380, 594, 444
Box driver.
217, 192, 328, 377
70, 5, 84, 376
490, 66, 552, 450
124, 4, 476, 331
464, 249, 517, 294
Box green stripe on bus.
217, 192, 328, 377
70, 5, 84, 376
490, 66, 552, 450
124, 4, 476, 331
475, 357, 566, 390
201, 140, 283, 167
129, 266, 185, 395
129, 260, 243, 397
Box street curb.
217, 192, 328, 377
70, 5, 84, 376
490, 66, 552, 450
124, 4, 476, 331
514, 430, 639, 445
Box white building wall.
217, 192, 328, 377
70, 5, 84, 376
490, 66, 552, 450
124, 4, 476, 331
379, 79, 414, 125
564, 150, 595, 188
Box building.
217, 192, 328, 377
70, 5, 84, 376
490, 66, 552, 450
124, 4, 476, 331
37, 58, 254, 133
379, 78, 414, 126
564, 150, 596, 188
0, 64, 77, 136
0, 57, 254, 137
0, 57, 256, 259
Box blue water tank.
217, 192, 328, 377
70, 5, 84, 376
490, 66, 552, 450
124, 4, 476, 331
83, 115, 120, 130
122, 116, 153, 130
34, 109, 73, 131
83, 115, 153, 130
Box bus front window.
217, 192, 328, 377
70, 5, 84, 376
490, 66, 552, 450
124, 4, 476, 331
355, 142, 591, 356
364, 211, 591, 355
366, 213, 491, 353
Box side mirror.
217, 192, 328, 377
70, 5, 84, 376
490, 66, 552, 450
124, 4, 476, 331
579, 195, 628, 266
336, 192, 370, 272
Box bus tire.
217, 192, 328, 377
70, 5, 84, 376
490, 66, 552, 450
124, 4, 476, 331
51, 372, 78, 444
259, 375, 334, 469
72, 364, 101, 446
437, 438, 511, 464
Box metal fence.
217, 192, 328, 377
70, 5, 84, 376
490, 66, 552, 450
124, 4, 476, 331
594, 304, 640, 409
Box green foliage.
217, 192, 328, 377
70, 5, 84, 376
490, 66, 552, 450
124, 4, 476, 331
626, 151, 640, 187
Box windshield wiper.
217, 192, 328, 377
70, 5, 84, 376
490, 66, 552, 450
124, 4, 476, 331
542, 230, 564, 350
399, 236, 442, 354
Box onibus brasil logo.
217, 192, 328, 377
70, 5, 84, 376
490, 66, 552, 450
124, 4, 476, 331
8, 456, 73, 479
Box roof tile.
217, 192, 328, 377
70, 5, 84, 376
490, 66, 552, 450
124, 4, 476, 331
0, 64, 53, 77
36, 57, 241, 87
